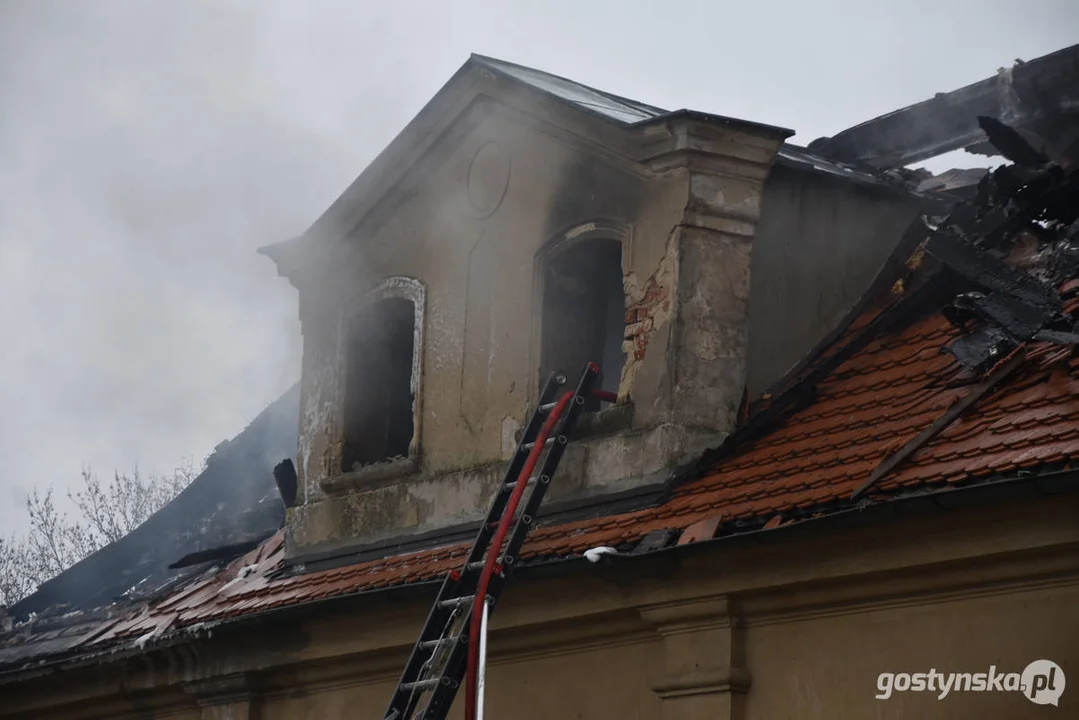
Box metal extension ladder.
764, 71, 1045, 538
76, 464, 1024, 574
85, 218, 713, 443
383, 363, 612, 720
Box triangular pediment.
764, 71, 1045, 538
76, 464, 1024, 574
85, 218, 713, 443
301, 57, 664, 245
259, 55, 791, 276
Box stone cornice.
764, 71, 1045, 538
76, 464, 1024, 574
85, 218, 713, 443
637, 595, 741, 630
639, 116, 787, 177
651, 667, 753, 698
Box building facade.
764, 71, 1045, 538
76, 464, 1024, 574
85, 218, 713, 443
3, 47, 1079, 720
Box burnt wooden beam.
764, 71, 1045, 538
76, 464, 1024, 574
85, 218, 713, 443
809, 44, 1079, 168
168, 538, 266, 569
273, 458, 299, 508
925, 231, 1061, 312
851, 348, 1028, 500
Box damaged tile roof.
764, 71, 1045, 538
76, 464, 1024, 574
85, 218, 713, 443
9, 133, 1078, 664
5, 385, 300, 621
49, 284, 1077, 651
4, 60, 1079, 677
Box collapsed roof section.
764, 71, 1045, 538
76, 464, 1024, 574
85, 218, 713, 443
808, 43, 1079, 170
5, 385, 300, 622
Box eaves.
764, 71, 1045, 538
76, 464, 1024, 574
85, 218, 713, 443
3, 465, 1075, 686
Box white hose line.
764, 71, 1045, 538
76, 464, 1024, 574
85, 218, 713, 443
476, 599, 490, 720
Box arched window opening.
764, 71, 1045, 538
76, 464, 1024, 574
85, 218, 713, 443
341, 296, 417, 472
540, 239, 625, 411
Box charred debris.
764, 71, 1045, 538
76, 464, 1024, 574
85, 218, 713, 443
928, 116, 1079, 370
848, 124, 1079, 501
808, 43, 1079, 170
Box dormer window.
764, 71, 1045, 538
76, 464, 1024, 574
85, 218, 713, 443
341, 278, 425, 473
539, 237, 625, 411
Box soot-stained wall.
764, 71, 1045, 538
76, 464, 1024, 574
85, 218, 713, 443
746, 166, 923, 397
283, 96, 913, 556
285, 106, 693, 555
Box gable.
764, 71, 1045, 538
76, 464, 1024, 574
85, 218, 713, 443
260, 55, 800, 283
277, 61, 663, 266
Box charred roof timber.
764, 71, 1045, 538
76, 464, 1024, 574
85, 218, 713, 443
850, 348, 1028, 500
809, 44, 1079, 169
168, 538, 268, 570
273, 458, 299, 508
923, 117, 1079, 369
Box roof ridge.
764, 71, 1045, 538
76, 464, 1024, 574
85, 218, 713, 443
468, 53, 669, 116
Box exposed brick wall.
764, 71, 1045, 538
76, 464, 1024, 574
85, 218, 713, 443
622, 276, 671, 362
617, 230, 678, 400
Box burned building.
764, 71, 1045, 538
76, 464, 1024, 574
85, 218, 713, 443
3, 44, 1079, 720
259, 54, 925, 557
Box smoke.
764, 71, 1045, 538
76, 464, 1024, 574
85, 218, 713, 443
1, 0, 1075, 537
0, 2, 369, 533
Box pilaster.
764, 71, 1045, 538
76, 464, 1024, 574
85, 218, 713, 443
643, 116, 788, 435
638, 596, 750, 720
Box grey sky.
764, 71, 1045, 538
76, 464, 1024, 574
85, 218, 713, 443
1, 0, 1075, 534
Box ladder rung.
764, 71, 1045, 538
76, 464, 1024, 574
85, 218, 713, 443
521, 436, 559, 452
487, 511, 532, 531
401, 677, 443, 692
419, 634, 462, 651
503, 476, 539, 492
466, 558, 503, 573
437, 596, 474, 610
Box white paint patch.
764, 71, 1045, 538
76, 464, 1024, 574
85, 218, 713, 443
486, 302, 497, 390
584, 546, 619, 562
298, 347, 337, 505
501, 415, 521, 459
565, 221, 597, 240
426, 294, 461, 373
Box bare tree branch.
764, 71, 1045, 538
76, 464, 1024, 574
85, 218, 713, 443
0, 537, 37, 608
0, 459, 201, 607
